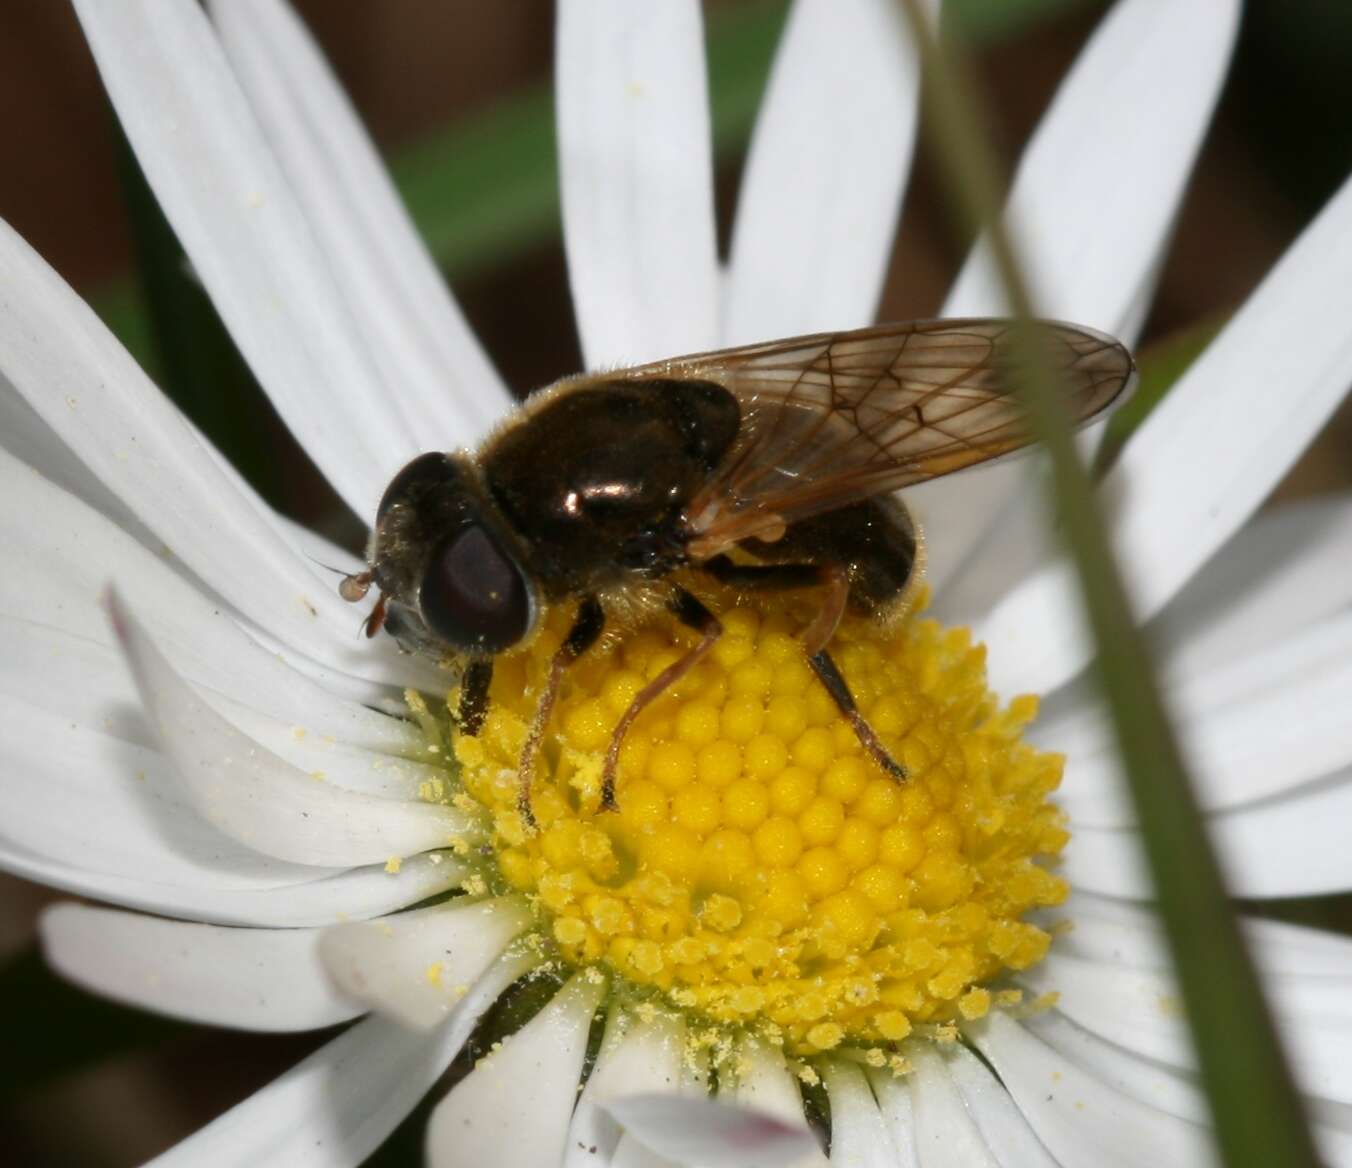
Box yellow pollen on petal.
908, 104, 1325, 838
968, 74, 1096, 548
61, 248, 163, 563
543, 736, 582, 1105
450, 581, 1067, 1054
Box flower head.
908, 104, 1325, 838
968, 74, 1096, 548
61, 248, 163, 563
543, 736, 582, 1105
5, 0, 1352, 1165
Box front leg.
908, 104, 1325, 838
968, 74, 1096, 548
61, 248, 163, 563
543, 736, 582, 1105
600, 587, 722, 812
455, 658, 494, 736
517, 596, 605, 830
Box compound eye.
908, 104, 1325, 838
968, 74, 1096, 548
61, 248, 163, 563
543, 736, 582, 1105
420, 525, 533, 653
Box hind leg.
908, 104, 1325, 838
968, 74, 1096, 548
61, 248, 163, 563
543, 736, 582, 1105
702, 555, 907, 781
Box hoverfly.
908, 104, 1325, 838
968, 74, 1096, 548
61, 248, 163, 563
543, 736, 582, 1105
341, 320, 1134, 826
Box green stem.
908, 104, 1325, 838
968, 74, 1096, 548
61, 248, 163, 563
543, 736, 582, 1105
895, 2, 1319, 1164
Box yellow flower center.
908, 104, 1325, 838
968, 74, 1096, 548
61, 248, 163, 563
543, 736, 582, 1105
441, 581, 1067, 1055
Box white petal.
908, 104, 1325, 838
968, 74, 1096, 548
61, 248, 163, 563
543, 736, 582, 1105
980, 172, 1352, 698
1062, 770, 1352, 901
40, 902, 360, 1031
147, 951, 533, 1168
0, 615, 440, 804
109, 591, 478, 867
0, 839, 465, 928
924, 0, 1239, 596
945, 0, 1237, 330
1049, 608, 1352, 827
605, 1093, 818, 1168
557, 0, 718, 367
1027, 1009, 1206, 1125
730, 1037, 828, 1166
319, 896, 533, 1030
943, 1044, 1060, 1167
970, 1011, 1217, 1166
0, 369, 143, 536
0, 236, 438, 698
71, 0, 418, 513
1156, 491, 1352, 680
823, 1060, 897, 1167
1026, 948, 1352, 1105
1210, 770, 1352, 898
208, 0, 511, 446
907, 1046, 1000, 1168
722, 0, 926, 344
567, 1008, 685, 1168
863, 1068, 918, 1168
1055, 891, 1352, 979
425, 970, 607, 1168
0, 693, 332, 889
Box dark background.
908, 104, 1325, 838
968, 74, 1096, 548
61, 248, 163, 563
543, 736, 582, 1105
1, 2, 1349, 1163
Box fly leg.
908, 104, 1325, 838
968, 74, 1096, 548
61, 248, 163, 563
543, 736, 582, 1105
702, 555, 906, 781
455, 659, 494, 737
600, 587, 722, 812
517, 596, 605, 830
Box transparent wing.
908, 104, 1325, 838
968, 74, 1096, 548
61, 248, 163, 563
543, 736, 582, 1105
618, 318, 1134, 554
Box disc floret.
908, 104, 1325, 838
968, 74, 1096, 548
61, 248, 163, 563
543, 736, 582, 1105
441, 583, 1067, 1055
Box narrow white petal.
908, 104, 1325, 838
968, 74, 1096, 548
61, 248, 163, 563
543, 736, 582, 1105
1055, 891, 1352, 979
903, 462, 1028, 603
147, 952, 533, 1168
41, 903, 360, 1031
945, 0, 1237, 330
1157, 491, 1352, 680
426, 970, 607, 1168
981, 173, 1352, 698
0, 840, 465, 928
823, 1060, 897, 1167
0, 370, 141, 534
0, 693, 332, 889
927, 0, 1238, 597
1050, 608, 1352, 827
730, 1037, 829, 1166
557, 0, 718, 367
1314, 1105, 1352, 1168
208, 0, 511, 445
319, 896, 534, 1030
1210, 770, 1352, 899
970, 1012, 1217, 1166
1027, 1010, 1206, 1125
1057, 1018, 1352, 1168
0, 605, 411, 762
944, 1044, 1060, 1167
110, 591, 478, 867
567, 1008, 685, 1168
71, 0, 418, 512
0, 615, 439, 805
1057, 824, 1150, 899
605, 1093, 818, 1168
907, 1047, 1001, 1168
863, 1069, 918, 1168
1063, 771, 1352, 901
723, 0, 926, 344
1028, 948, 1352, 1105
0, 239, 437, 697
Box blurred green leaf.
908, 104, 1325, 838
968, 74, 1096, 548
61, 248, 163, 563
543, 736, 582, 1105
946, 0, 1092, 40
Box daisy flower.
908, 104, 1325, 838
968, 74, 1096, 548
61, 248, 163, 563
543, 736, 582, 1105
4, 0, 1352, 1165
